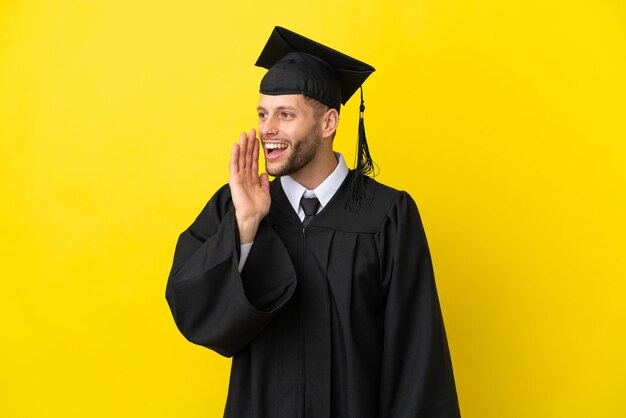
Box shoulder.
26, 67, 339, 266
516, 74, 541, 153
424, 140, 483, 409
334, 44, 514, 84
361, 175, 418, 227
362, 175, 405, 205
312, 171, 417, 234
212, 183, 234, 210
192, 183, 234, 225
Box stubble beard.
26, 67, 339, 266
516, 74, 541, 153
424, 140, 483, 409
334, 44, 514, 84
263, 124, 322, 177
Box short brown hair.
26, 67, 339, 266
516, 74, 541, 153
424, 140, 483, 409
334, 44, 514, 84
303, 95, 339, 140
303, 95, 330, 117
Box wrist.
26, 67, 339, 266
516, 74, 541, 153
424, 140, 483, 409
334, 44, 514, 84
236, 216, 261, 244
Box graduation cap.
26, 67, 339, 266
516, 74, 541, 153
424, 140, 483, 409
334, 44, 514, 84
255, 26, 377, 210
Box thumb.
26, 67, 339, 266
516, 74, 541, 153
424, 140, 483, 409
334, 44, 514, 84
259, 173, 270, 192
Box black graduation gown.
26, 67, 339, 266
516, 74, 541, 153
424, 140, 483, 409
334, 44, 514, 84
165, 171, 461, 418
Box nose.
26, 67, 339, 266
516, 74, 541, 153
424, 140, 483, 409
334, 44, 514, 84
260, 115, 279, 139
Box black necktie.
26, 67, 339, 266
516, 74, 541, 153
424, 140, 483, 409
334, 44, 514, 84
300, 196, 320, 228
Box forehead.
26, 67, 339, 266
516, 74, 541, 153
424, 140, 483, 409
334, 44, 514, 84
258, 94, 310, 112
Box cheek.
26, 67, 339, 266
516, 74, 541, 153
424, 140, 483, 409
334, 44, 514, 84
290, 122, 313, 138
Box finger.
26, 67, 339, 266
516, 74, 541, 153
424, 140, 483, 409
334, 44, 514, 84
251, 134, 259, 172
230, 143, 239, 178
244, 129, 255, 169
238, 132, 247, 172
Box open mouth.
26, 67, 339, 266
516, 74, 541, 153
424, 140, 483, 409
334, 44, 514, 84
264, 142, 289, 160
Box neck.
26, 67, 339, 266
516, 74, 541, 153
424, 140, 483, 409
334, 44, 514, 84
290, 148, 338, 190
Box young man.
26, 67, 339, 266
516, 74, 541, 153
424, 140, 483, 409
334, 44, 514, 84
166, 27, 461, 418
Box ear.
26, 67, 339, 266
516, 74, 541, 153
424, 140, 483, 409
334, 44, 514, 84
321, 108, 339, 140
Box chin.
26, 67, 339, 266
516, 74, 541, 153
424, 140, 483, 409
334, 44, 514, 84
265, 164, 287, 177
264, 154, 294, 177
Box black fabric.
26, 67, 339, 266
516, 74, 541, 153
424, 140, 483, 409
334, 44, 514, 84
165, 171, 461, 418
300, 196, 320, 228
256, 26, 375, 110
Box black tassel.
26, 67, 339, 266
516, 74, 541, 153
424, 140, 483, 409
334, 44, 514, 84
347, 87, 378, 212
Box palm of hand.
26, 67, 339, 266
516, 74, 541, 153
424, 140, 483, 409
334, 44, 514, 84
229, 130, 270, 223
230, 166, 270, 220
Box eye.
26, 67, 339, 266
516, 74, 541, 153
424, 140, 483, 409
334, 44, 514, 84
281, 112, 294, 118
258, 112, 267, 119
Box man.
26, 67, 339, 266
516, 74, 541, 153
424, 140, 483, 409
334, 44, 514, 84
166, 26, 461, 417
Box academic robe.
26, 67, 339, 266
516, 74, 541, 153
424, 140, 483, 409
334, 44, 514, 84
165, 171, 461, 418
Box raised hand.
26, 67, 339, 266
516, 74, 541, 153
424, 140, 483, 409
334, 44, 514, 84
229, 129, 270, 244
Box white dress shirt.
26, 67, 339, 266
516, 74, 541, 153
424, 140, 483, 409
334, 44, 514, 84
238, 153, 349, 271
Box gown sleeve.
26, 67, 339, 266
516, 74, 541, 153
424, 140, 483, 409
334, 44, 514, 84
376, 191, 461, 417
165, 185, 297, 358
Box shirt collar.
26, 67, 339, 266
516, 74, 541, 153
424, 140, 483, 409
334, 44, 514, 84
280, 153, 349, 218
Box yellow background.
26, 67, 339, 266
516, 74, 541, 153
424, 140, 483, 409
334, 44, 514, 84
1, 0, 625, 417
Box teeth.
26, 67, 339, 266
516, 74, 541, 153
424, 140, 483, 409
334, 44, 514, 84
265, 143, 288, 150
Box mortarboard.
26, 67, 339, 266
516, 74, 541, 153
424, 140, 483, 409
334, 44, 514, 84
255, 26, 377, 210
